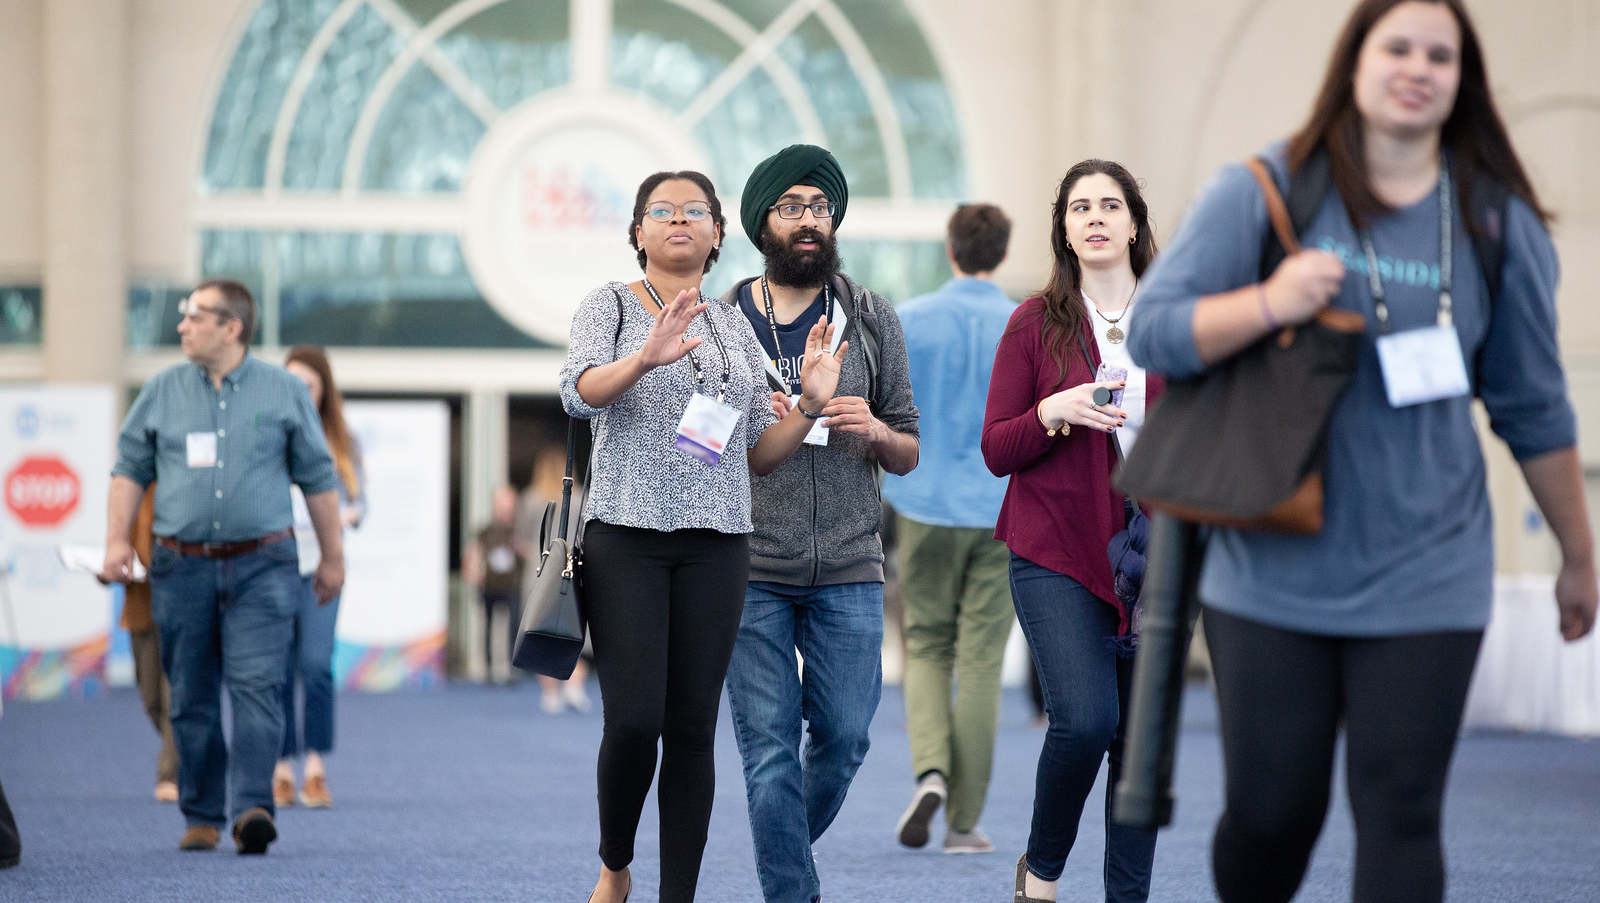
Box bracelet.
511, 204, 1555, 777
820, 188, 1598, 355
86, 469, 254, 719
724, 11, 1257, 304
797, 400, 826, 419
1257, 282, 1280, 331
1037, 401, 1068, 438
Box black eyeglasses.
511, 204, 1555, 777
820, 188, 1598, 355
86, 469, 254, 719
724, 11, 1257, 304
645, 201, 712, 222
768, 201, 836, 220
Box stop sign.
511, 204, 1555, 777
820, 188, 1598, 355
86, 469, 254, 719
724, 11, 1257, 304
5, 455, 81, 527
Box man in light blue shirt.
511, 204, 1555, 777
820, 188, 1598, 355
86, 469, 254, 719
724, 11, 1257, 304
103, 279, 344, 856
882, 203, 1015, 853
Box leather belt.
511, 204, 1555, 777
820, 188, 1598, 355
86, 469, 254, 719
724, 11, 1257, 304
156, 528, 294, 560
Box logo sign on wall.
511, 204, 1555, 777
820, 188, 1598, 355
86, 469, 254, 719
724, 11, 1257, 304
462, 91, 711, 345
1, 386, 115, 700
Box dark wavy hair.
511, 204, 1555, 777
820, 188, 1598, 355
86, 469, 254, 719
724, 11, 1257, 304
627, 170, 728, 274
1022, 159, 1157, 381
1287, 0, 1548, 231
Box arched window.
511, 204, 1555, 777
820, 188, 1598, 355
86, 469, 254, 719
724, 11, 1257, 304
157, 0, 967, 350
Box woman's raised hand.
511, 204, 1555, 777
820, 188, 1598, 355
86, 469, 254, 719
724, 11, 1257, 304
637, 288, 708, 369
1039, 380, 1128, 433
797, 316, 847, 413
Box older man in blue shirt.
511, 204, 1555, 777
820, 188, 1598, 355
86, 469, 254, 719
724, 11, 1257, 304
103, 279, 344, 855
882, 203, 1016, 854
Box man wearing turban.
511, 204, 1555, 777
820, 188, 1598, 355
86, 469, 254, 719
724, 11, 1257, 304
719, 145, 921, 903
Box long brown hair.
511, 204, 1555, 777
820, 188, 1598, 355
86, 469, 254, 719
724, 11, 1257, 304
285, 345, 361, 499
1023, 159, 1158, 380
1287, 0, 1548, 232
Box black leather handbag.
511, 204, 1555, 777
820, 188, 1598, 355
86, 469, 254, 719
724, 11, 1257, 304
511, 419, 588, 678
1115, 157, 1365, 534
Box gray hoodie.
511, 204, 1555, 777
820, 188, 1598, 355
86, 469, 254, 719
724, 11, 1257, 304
720, 273, 920, 586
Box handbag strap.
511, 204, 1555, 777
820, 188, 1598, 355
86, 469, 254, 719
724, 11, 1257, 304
1245, 157, 1302, 256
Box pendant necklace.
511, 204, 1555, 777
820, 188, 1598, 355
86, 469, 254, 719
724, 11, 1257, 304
1090, 281, 1137, 345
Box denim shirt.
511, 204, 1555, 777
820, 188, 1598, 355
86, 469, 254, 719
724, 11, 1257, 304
114, 354, 340, 543
882, 277, 1013, 528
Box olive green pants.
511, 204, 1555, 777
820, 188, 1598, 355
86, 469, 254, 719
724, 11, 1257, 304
897, 514, 1014, 832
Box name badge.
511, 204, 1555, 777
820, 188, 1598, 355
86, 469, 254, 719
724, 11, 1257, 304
1375, 324, 1471, 408
186, 431, 218, 468
675, 393, 742, 466
790, 394, 829, 446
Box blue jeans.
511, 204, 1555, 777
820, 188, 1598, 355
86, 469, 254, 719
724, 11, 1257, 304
724, 581, 884, 903
281, 576, 339, 757
150, 536, 299, 828
1010, 553, 1156, 901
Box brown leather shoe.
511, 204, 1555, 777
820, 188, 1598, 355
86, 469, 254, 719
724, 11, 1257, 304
231, 808, 277, 855
178, 825, 220, 851
272, 774, 295, 808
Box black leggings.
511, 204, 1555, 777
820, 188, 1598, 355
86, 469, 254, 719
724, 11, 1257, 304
1204, 606, 1482, 903
583, 521, 749, 903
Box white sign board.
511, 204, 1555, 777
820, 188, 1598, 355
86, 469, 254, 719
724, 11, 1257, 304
0, 385, 116, 699
333, 400, 451, 690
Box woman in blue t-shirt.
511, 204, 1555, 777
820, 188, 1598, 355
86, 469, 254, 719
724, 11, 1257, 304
1129, 1, 1597, 901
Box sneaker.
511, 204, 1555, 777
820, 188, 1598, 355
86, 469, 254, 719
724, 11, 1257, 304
563, 683, 592, 713
942, 826, 993, 854
895, 772, 946, 848
299, 774, 333, 809
154, 781, 179, 803
178, 825, 220, 851
540, 692, 564, 714
272, 773, 295, 808
232, 807, 277, 855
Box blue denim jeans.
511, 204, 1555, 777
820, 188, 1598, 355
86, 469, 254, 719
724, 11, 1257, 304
150, 536, 299, 828
724, 581, 884, 903
281, 577, 339, 757
1010, 552, 1156, 901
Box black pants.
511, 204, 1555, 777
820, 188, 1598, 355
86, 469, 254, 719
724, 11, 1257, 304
480, 589, 522, 674
583, 522, 749, 903
0, 774, 18, 867
1204, 606, 1482, 903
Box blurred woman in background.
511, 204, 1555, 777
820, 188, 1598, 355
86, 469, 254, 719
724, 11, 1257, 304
274, 344, 364, 810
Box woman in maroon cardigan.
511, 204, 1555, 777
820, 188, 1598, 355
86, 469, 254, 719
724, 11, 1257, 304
982, 159, 1164, 903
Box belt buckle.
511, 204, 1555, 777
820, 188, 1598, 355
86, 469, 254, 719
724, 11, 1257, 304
201, 541, 225, 558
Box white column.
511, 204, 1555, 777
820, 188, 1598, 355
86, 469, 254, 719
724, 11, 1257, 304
42, 0, 127, 385
461, 388, 510, 681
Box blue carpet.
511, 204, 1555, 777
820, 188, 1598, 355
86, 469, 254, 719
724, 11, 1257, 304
0, 681, 1595, 901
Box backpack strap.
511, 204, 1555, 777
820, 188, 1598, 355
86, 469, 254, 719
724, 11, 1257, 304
833, 274, 881, 405
1465, 173, 1510, 308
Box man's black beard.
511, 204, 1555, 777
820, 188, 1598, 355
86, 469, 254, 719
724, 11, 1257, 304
762, 225, 841, 289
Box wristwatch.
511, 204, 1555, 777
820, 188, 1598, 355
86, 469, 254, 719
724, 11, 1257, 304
798, 400, 826, 419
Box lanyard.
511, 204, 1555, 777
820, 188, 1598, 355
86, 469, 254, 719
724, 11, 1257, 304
1359, 160, 1453, 334
641, 278, 731, 402
759, 276, 833, 370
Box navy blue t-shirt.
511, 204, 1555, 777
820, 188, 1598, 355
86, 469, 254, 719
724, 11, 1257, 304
737, 283, 829, 394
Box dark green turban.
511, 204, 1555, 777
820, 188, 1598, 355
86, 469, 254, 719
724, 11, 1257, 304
740, 144, 849, 250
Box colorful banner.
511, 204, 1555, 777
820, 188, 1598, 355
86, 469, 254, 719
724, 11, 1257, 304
0, 385, 116, 699
333, 401, 451, 691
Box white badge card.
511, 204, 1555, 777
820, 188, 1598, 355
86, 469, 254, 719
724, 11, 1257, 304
790, 394, 830, 446
1375, 325, 1471, 408
675, 393, 743, 465
186, 431, 218, 468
